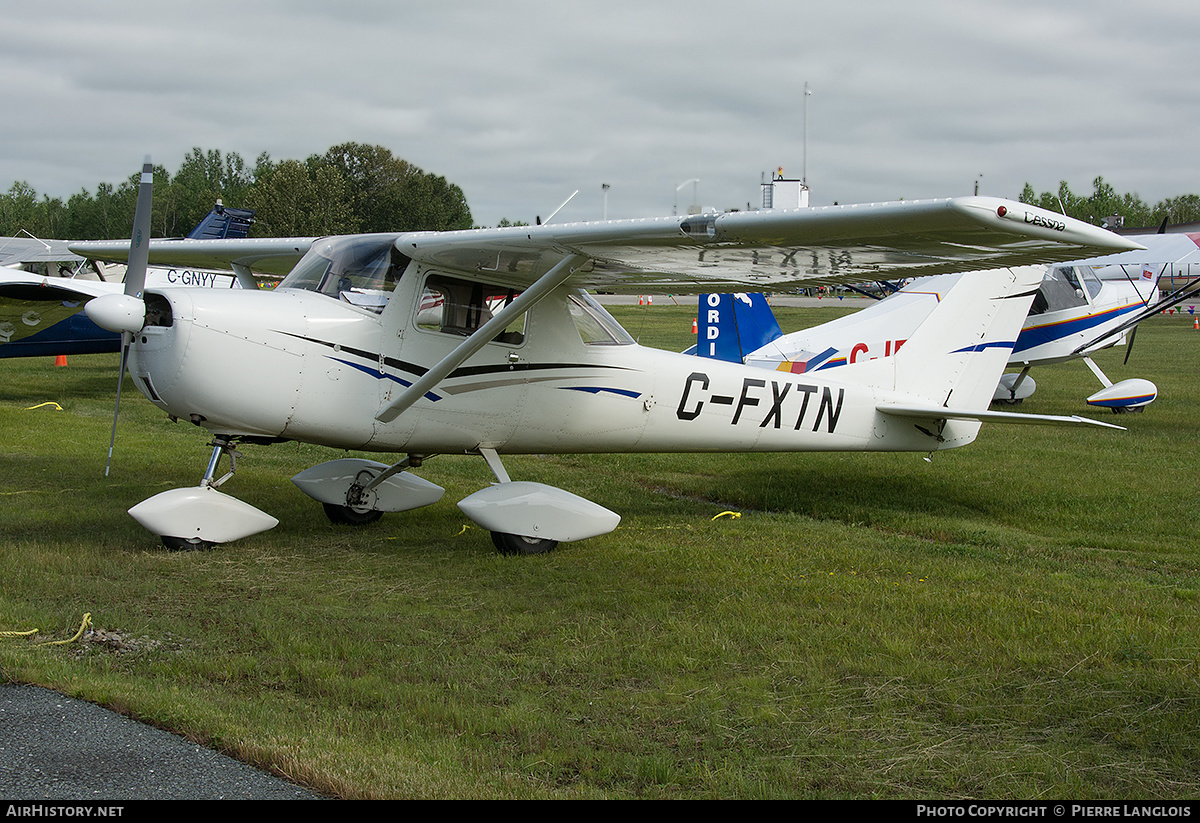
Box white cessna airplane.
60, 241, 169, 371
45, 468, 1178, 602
75, 160, 1141, 554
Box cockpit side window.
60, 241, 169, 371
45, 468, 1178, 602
1029, 266, 1089, 315
416, 274, 526, 345
278, 235, 410, 314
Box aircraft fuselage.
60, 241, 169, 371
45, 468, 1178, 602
126, 278, 963, 459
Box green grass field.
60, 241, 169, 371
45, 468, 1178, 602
1, 303, 1198, 799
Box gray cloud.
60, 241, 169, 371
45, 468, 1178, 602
3, 0, 1197, 228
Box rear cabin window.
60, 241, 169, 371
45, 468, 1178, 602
417, 275, 525, 345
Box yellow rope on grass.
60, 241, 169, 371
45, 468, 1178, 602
0, 627, 39, 639
34, 613, 92, 647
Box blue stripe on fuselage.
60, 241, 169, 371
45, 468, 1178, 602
1014, 303, 1139, 354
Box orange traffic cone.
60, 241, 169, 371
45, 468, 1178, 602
692, 318, 698, 334
54, 354, 68, 367
1193, 316, 1198, 330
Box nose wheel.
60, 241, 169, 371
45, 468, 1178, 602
491, 532, 559, 555
161, 535, 217, 552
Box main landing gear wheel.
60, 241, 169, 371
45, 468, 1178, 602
323, 503, 384, 526
160, 536, 217, 552
491, 532, 559, 555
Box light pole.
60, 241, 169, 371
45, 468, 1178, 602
803, 82, 812, 186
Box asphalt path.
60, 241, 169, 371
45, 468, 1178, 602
0, 685, 321, 800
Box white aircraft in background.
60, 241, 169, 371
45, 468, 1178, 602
693, 231, 1200, 413
73, 160, 1139, 554
0, 204, 258, 358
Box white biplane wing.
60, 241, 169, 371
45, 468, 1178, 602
71, 196, 1142, 290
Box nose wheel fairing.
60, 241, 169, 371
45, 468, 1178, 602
128, 485, 279, 550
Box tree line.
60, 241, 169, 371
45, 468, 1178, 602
1019, 176, 1200, 231
0, 143, 473, 241
5, 152, 1197, 241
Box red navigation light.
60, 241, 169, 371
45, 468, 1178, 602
996, 206, 1008, 217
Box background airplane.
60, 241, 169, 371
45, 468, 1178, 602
0, 204, 256, 358
692, 231, 1200, 412
75, 162, 1140, 553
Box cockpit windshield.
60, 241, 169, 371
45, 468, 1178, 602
278, 235, 411, 313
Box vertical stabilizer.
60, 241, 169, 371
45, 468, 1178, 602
695, 293, 782, 362
839, 266, 1043, 409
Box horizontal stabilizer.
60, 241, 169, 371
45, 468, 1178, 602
877, 403, 1126, 430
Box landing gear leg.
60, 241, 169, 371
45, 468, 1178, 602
127, 436, 279, 551
201, 436, 241, 489
161, 437, 242, 551
997, 366, 1031, 405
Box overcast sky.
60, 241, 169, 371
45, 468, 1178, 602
3, 1, 1197, 228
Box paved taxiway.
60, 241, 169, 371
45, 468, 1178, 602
0, 685, 321, 800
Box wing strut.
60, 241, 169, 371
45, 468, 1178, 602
375, 253, 588, 424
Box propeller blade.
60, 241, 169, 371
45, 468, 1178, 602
104, 332, 132, 477
103, 157, 154, 476
125, 156, 154, 300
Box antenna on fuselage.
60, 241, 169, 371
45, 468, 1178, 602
541, 190, 579, 224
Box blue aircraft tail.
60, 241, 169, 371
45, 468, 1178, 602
693, 293, 782, 362
185, 203, 255, 240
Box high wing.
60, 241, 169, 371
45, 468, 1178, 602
1053, 231, 1200, 356
398, 197, 1141, 290
69, 196, 1142, 289
2, 203, 256, 270
69, 236, 319, 279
